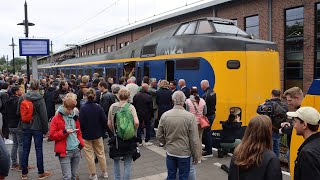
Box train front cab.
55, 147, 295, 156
210, 49, 280, 127
289, 79, 320, 179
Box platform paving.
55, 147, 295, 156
5, 138, 291, 180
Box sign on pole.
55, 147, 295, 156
19, 39, 50, 56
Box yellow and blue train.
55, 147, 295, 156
37, 17, 280, 130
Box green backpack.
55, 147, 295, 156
115, 103, 135, 140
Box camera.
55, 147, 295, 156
257, 100, 273, 116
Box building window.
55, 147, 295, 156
84, 51, 87, 56
81, 52, 83, 57
111, 45, 115, 52
100, 47, 104, 53
88, 50, 91, 55
97, 48, 100, 54
285, 7, 304, 89
315, 4, 320, 78
245, 15, 259, 38
91, 49, 94, 54
107, 46, 111, 52
125, 41, 130, 46
120, 43, 124, 48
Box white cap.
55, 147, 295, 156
287, 107, 320, 125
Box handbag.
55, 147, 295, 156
199, 116, 210, 129
191, 100, 210, 129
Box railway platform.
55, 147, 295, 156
5, 138, 291, 180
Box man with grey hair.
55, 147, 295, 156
157, 91, 200, 180
126, 76, 139, 103
178, 79, 190, 98
111, 84, 121, 102
17, 79, 52, 179
200, 80, 216, 157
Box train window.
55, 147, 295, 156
175, 23, 189, 36
65, 68, 70, 77
176, 59, 200, 70
94, 68, 103, 77
85, 68, 92, 76
71, 69, 76, 76
197, 21, 213, 34
184, 21, 197, 34
141, 45, 157, 58
78, 68, 83, 75
106, 68, 117, 81
227, 60, 240, 69
214, 23, 247, 36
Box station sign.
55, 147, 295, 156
19, 38, 50, 56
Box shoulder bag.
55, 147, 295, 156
191, 100, 210, 129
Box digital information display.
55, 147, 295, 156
19, 39, 50, 56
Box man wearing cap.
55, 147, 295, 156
287, 107, 320, 180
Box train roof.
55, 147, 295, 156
40, 17, 278, 67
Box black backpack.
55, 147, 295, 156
257, 99, 288, 130
270, 100, 288, 130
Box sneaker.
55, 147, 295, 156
38, 171, 52, 180
89, 174, 98, 180
144, 142, 153, 146
202, 151, 213, 158
21, 174, 28, 180
4, 139, 13, 145
102, 172, 109, 178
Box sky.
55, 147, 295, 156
0, 0, 215, 60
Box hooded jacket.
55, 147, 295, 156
49, 106, 84, 157
44, 86, 56, 120
17, 91, 48, 134
6, 95, 20, 128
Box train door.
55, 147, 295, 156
165, 60, 175, 82
117, 63, 124, 83
136, 61, 144, 86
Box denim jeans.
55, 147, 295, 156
137, 118, 151, 142
204, 114, 215, 153
59, 148, 81, 180
21, 129, 44, 175
166, 154, 190, 180
113, 155, 132, 180
272, 132, 280, 157
188, 157, 196, 180
150, 110, 157, 137
9, 128, 23, 166
0, 135, 10, 177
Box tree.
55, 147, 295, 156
0, 56, 8, 72
9, 57, 26, 72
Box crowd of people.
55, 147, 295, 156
0, 72, 319, 180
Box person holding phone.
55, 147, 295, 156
50, 93, 84, 180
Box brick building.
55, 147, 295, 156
39, 0, 320, 92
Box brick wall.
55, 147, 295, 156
217, 0, 320, 93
